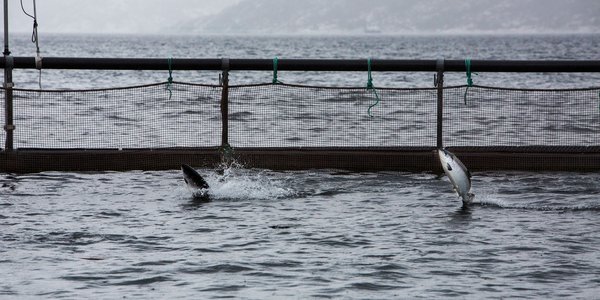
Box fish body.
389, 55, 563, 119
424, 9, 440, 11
438, 149, 475, 205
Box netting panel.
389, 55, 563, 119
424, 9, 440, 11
3, 83, 600, 151
11, 83, 221, 149
227, 84, 437, 147
444, 86, 600, 147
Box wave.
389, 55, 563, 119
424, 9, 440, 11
472, 197, 600, 212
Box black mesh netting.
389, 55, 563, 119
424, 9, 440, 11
444, 86, 600, 147
228, 84, 436, 147
1, 83, 599, 150
7, 82, 222, 149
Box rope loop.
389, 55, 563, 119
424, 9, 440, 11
166, 57, 173, 99
32, 20, 38, 43
366, 58, 380, 117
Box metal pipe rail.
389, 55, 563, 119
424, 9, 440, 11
2, 57, 600, 72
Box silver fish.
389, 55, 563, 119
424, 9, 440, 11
438, 149, 475, 206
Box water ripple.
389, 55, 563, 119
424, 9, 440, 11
3, 166, 600, 299
113, 276, 174, 286
179, 264, 254, 274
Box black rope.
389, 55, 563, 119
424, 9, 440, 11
20, 0, 38, 44
20, 0, 35, 19
20, 0, 42, 89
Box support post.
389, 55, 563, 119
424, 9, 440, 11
3, 0, 14, 151
2, 0, 7, 56
220, 58, 230, 160
435, 58, 444, 149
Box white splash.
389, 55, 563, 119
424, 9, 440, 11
202, 163, 295, 200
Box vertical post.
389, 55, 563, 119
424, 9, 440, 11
3, 0, 14, 151
436, 58, 444, 149
2, 0, 7, 56
220, 58, 230, 150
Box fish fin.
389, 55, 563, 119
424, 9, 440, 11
447, 163, 452, 171
182, 164, 210, 190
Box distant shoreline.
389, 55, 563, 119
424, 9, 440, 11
7, 31, 600, 38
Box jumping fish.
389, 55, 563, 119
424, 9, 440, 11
181, 164, 210, 200
438, 148, 474, 206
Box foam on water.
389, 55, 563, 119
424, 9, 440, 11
190, 163, 296, 201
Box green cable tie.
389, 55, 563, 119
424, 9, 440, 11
220, 142, 234, 160
166, 57, 173, 100
272, 57, 281, 84
366, 58, 380, 118
366, 58, 374, 90
464, 58, 473, 105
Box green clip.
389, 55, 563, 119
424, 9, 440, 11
367, 58, 374, 90
272, 57, 281, 84
220, 142, 234, 163
464, 58, 473, 105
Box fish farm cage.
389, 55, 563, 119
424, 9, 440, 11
2, 56, 600, 173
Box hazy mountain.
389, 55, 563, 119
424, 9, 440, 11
9, 0, 242, 34
9, 0, 598, 35
182, 0, 600, 34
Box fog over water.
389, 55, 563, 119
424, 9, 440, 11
5, 0, 600, 35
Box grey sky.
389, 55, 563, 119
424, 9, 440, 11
6, 0, 241, 34
4, 0, 600, 35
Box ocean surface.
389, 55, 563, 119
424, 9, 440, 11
2, 34, 600, 299
6, 33, 600, 89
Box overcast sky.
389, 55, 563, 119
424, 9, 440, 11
5, 0, 241, 34
4, 0, 599, 35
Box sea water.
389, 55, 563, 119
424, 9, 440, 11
2, 168, 600, 299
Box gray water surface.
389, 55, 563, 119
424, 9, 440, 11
8, 34, 600, 89
2, 168, 600, 299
